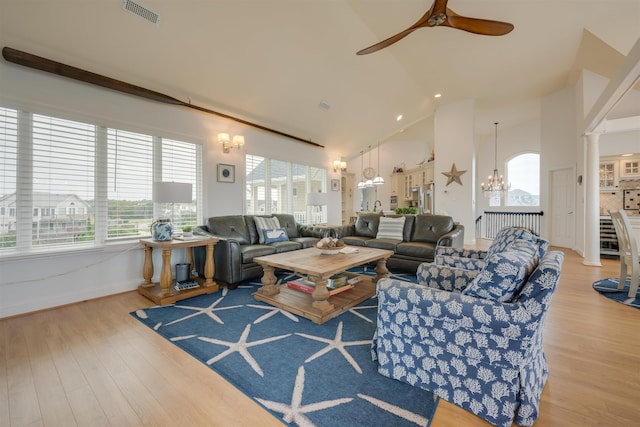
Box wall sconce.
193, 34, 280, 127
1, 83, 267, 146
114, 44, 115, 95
333, 160, 347, 172
218, 133, 245, 153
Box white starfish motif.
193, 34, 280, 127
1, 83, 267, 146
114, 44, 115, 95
347, 304, 377, 323
256, 365, 353, 426
164, 297, 242, 326
295, 322, 371, 374
357, 393, 430, 426
198, 324, 290, 377
245, 303, 300, 323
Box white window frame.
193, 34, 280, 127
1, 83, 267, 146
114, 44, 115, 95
0, 105, 203, 257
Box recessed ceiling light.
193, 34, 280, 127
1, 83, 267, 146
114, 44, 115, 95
621, 153, 634, 157
434, 93, 442, 98
396, 115, 403, 121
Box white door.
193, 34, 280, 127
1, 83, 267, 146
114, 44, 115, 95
550, 168, 576, 248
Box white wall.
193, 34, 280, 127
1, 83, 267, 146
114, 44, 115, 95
0, 60, 338, 318
435, 99, 476, 244
540, 86, 578, 246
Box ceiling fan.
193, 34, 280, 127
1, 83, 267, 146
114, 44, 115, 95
356, 0, 514, 55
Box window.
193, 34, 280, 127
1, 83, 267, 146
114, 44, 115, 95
506, 153, 540, 206
0, 106, 202, 255
245, 154, 327, 225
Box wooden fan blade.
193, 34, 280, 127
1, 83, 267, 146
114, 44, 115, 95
357, 0, 447, 55
445, 15, 514, 36
356, 27, 420, 55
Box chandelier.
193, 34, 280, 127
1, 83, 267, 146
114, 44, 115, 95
481, 122, 510, 196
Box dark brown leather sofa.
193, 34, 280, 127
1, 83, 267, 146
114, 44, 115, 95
329, 213, 464, 273
193, 214, 330, 289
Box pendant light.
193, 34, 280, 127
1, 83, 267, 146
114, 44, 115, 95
373, 142, 385, 185
365, 148, 374, 188
357, 150, 366, 189
481, 122, 510, 196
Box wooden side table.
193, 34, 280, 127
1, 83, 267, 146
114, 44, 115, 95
138, 236, 219, 305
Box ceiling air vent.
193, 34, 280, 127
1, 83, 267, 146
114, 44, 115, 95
122, 0, 160, 25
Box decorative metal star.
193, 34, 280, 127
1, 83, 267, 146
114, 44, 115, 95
442, 163, 467, 186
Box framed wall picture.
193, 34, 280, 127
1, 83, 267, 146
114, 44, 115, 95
331, 179, 340, 192
217, 163, 235, 183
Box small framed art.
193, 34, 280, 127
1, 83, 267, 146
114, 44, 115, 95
217, 164, 235, 183
331, 179, 340, 192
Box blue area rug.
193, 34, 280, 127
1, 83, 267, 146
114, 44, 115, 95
131, 267, 438, 426
592, 278, 640, 309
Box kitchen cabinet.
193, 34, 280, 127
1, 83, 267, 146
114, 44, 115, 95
389, 173, 405, 197
402, 163, 435, 200
599, 161, 617, 190
619, 158, 640, 178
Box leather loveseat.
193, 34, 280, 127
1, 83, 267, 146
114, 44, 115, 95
193, 214, 330, 289
330, 212, 464, 273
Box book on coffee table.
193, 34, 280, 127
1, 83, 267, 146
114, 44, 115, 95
286, 279, 354, 296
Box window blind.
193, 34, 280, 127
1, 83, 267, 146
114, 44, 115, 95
0, 105, 203, 256
32, 114, 95, 247
0, 108, 18, 248
107, 129, 153, 238
161, 138, 200, 228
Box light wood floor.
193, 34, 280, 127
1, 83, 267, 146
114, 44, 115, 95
1, 246, 639, 427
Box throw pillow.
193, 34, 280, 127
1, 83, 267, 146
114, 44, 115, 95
254, 216, 281, 244
463, 239, 538, 302
376, 216, 406, 240
262, 227, 289, 244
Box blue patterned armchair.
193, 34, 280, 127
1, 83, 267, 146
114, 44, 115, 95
433, 226, 548, 272
371, 249, 564, 427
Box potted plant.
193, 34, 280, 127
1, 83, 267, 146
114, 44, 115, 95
182, 225, 193, 238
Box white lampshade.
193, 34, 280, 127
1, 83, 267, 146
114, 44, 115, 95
306, 192, 328, 206
217, 133, 230, 144
153, 182, 193, 203
233, 135, 245, 147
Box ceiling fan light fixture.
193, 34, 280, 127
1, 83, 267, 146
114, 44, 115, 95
356, 0, 515, 56
428, 13, 447, 27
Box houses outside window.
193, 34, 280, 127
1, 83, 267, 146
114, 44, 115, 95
506, 153, 540, 206
0, 106, 202, 254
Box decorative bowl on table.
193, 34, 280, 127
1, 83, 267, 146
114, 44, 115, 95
315, 237, 345, 255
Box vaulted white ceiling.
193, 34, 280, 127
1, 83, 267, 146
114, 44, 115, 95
1, 0, 639, 158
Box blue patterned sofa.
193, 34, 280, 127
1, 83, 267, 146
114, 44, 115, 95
371, 239, 564, 427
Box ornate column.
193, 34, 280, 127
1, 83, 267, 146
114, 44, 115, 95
583, 132, 602, 266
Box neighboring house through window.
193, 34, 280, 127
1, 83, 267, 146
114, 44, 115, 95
0, 106, 202, 254
506, 153, 540, 206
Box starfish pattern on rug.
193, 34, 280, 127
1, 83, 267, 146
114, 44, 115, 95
295, 321, 371, 374
164, 297, 243, 326
196, 323, 291, 377
347, 304, 377, 323
357, 394, 431, 426
245, 303, 300, 324
256, 365, 353, 427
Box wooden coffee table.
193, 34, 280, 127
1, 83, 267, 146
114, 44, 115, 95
253, 246, 393, 324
